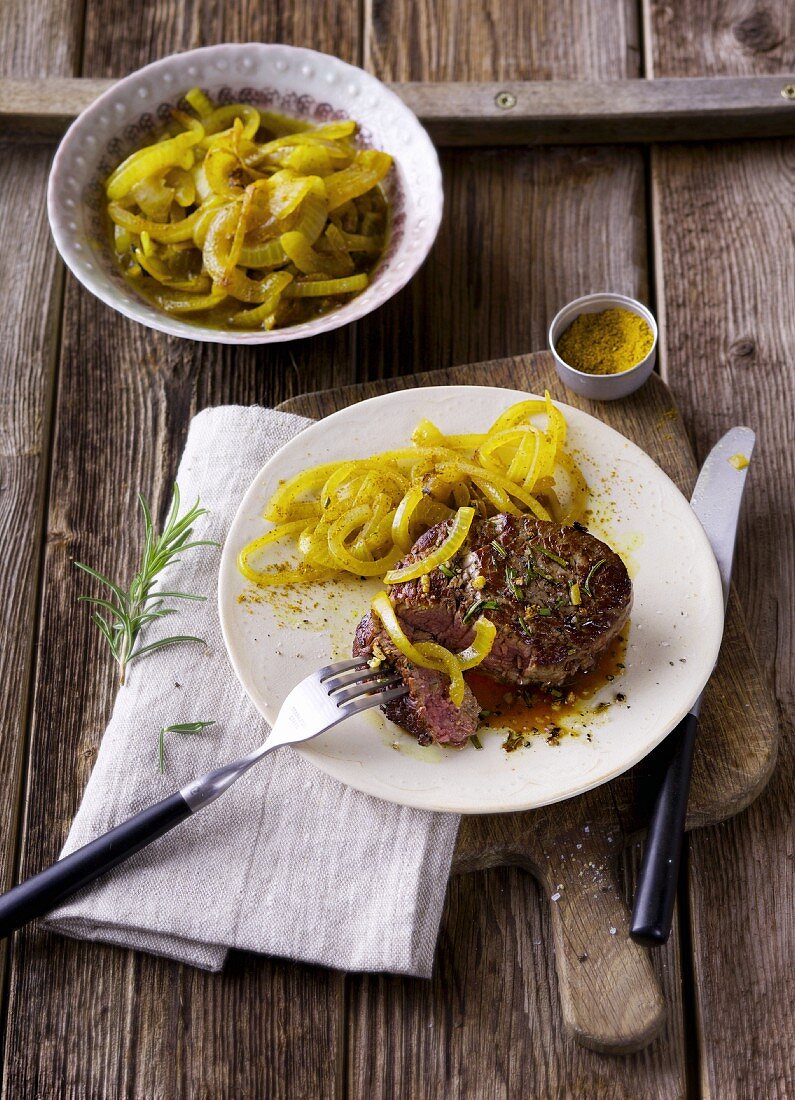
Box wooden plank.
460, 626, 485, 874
341, 0, 690, 1091
0, 144, 62, 996
0, 5, 363, 1100
1, 3, 81, 80
647, 2, 795, 1095
0, 0, 81, 1046
4, 75, 795, 142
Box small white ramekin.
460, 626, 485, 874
548, 292, 658, 401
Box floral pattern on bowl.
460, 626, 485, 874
48, 44, 443, 344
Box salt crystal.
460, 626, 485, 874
551, 892, 561, 902
609, 926, 617, 935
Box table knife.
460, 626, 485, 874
630, 425, 755, 946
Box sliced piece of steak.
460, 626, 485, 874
353, 611, 479, 747
388, 512, 632, 686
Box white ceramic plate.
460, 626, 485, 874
219, 386, 724, 814
47, 44, 443, 344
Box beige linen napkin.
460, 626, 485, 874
44, 406, 460, 975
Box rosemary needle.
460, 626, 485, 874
76, 483, 217, 685
158, 720, 215, 774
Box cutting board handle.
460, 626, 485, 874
535, 828, 665, 1054
454, 813, 666, 1054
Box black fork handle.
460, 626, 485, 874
0, 791, 191, 938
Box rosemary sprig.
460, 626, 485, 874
531, 544, 569, 568
158, 720, 215, 773
76, 484, 216, 685
517, 614, 534, 637
463, 597, 500, 624
505, 565, 522, 602
583, 558, 606, 597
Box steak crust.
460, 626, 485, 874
389, 514, 632, 686
353, 513, 632, 745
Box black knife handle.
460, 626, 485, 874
0, 791, 192, 939
630, 712, 699, 946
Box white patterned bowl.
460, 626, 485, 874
47, 44, 443, 344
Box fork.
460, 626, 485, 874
0, 659, 407, 939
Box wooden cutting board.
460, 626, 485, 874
278, 351, 777, 1055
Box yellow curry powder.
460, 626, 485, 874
556, 307, 653, 375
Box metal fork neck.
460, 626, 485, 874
180, 741, 274, 812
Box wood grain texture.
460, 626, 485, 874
0, 0, 81, 80
646, 0, 795, 78
0, 3, 364, 1099
648, 1, 795, 1095
80, 0, 361, 79
358, 0, 648, 382
347, 862, 684, 1099
652, 138, 795, 1100
365, 0, 640, 80
353, 145, 648, 379
281, 351, 776, 1058
0, 145, 62, 1003
6, 75, 795, 142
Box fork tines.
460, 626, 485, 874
317, 658, 407, 714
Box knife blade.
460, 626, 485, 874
630, 425, 755, 946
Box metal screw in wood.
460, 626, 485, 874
494, 90, 517, 109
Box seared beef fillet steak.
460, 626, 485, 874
353, 612, 480, 746
353, 513, 632, 745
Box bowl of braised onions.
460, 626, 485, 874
47, 44, 443, 343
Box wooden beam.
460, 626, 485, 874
399, 76, 795, 144
2, 75, 794, 143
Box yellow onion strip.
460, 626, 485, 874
384, 507, 475, 584
327, 505, 401, 576
106, 124, 203, 201
108, 201, 219, 243
371, 594, 496, 707
555, 451, 588, 525
285, 274, 368, 297
238, 520, 329, 586
371, 593, 442, 670
264, 463, 343, 523
391, 486, 427, 552
414, 642, 467, 706
456, 618, 498, 671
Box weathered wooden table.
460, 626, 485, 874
2, 1, 794, 1097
